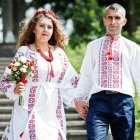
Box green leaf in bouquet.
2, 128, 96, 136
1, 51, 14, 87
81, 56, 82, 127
7, 75, 16, 81
27, 67, 31, 73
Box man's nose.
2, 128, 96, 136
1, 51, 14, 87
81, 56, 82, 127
111, 18, 116, 24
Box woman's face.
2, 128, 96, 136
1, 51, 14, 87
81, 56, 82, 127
33, 17, 53, 44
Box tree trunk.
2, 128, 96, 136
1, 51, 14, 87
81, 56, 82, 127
127, 0, 136, 34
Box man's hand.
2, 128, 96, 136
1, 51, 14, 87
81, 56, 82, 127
75, 100, 88, 120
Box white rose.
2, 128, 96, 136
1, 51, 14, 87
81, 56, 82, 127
13, 67, 17, 71
20, 68, 26, 73
20, 56, 27, 63
14, 62, 20, 66
22, 65, 28, 68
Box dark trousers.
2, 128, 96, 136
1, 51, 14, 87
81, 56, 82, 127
86, 90, 135, 140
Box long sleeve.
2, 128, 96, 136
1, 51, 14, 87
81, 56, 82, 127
131, 44, 140, 97
60, 52, 79, 108
73, 44, 94, 100
0, 46, 28, 100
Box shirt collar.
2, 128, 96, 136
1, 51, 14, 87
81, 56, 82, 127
105, 34, 121, 41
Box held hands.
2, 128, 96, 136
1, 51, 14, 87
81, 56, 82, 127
14, 82, 25, 95
75, 100, 88, 120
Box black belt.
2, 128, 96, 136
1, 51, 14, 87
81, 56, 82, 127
105, 90, 118, 94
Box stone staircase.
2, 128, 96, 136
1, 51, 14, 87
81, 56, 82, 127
0, 57, 113, 140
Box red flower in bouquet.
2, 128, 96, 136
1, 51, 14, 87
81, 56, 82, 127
7, 56, 36, 105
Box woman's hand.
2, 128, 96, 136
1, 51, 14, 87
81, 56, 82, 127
14, 82, 25, 95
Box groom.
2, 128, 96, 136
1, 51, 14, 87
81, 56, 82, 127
74, 3, 140, 140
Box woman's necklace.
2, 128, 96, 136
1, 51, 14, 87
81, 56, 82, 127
35, 44, 54, 77
35, 44, 53, 62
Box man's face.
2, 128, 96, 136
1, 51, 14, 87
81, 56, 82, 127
103, 9, 127, 36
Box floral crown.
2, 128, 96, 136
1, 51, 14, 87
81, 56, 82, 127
34, 9, 59, 20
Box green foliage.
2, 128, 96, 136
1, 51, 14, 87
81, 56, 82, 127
65, 43, 87, 73
132, 26, 140, 45
69, 0, 104, 47
134, 91, 140, 140
122, 25, 140, 46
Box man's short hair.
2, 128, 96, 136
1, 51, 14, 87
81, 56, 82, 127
104, 3, 126, 18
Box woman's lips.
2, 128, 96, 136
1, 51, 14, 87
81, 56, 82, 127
42, 33, 48, 36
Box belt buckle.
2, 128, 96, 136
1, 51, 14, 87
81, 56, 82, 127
106, 90, 117, 94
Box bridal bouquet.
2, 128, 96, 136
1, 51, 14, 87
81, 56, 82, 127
7, 56, 36, 106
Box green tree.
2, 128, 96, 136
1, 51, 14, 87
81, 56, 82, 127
69, 0, 103, 47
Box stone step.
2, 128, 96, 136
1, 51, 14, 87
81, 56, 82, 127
0, 63, 10, 67
0, 94, 7, 98
65, 106, 77, 113
0, 69, 5, 74
0, 65, 9, 70
0, 122, 9, 131
66, 113, 81, 120
0, 47, 15, 57
0, 114, 11, 122
67, 120, 86, 130
67, 130, 87, 140
0, 99, 14, 106
0, 57, 12, 61
0, 57, 12, 73
0, 106, 13, 114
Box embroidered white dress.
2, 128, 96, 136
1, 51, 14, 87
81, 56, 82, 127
74, 35, 140, 100
0, 46, 78, 140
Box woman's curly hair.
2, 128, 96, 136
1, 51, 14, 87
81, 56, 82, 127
16, 9, 68, 49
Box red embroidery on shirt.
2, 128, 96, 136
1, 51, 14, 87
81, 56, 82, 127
28, 86, 37, 139
98, 37, 122, 88
56, 89, 63, 140
57, 57, 68, 84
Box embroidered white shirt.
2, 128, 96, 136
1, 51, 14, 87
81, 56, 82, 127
74, 35, 140, 100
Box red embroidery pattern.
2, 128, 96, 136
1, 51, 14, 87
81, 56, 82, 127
57, 57, 68, 84
98, 37, 122, 88
0, 75, 13, 93
29, 52, 39, 82
16, 51, 24, 57
32, 65, 39, 82
28, 86, 37, 140
56, 89, 63, 140
70, 76, 79, 88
